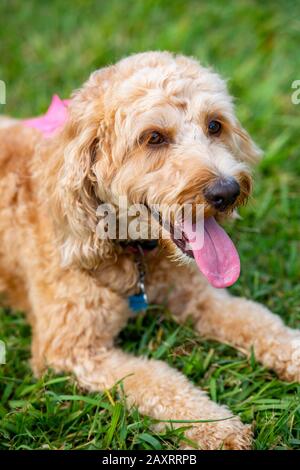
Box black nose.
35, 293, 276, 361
204, 177, 240, 211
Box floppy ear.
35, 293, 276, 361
43, 68, 116, 269
231, 122, 262, 165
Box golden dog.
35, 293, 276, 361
1, 52, 299, 449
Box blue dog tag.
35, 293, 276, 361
129, 293, 148, 312
128, 243, 150, 313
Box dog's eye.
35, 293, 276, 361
208, 120, 222, 136
147, 131, 166, 146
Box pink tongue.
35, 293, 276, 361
184, 217, 240, 288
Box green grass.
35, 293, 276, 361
0, 0, 300, 450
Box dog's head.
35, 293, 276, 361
47, 52, 261, 286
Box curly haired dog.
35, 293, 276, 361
1, 52, 300, 450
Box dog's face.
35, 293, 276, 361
53, 52, 261, 282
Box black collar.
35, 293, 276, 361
119, 239, 159, 254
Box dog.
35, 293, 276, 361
0, 51, 299, 450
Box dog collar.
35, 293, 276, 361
120, 239, 158, 255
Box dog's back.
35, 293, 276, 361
0, 116, 18, 129
0, 122, 39, 310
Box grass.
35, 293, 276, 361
0, 0, 300, 450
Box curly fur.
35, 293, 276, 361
0, 52, 299, 450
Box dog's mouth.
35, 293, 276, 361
151, 208, 240, 289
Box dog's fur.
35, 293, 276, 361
1, 52, 300, 450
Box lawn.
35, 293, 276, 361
0, 0, 300, 450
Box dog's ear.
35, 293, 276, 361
44, 68, 116, 269
231, 122, 263, 165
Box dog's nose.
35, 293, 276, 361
204, 177, 240, 211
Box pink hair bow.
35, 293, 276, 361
22, 95, 70, 137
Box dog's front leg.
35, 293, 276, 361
64, 347, 252, 450
29, 278, 251, 450
194, 290, 300, 382
159, 263, 300, 382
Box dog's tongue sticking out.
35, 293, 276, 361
183, 217, 240, 288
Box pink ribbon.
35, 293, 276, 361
22, 95, 70, 137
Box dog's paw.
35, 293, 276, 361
271, 334, 300, 383
180, 416, 253, 450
